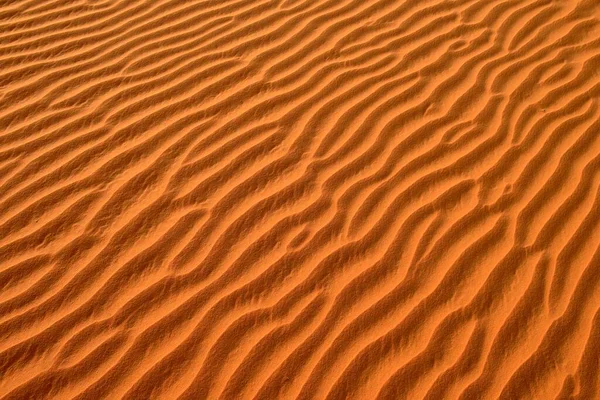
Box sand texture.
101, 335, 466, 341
1, 0, 600, 398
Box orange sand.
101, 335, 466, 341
1, 0, 600, 399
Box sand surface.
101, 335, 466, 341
1, 0, 600, 399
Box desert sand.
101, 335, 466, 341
1, 0, 600, 398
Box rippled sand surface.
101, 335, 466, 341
1, 0, 600, 398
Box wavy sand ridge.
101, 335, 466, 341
1, 0, 600, 398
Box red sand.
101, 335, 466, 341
1, 0, 600, 398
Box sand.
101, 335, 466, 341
1, 0, 600, 398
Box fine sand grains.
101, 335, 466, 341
1, 0, 600, 399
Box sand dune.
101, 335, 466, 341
1, 0, 600, 398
